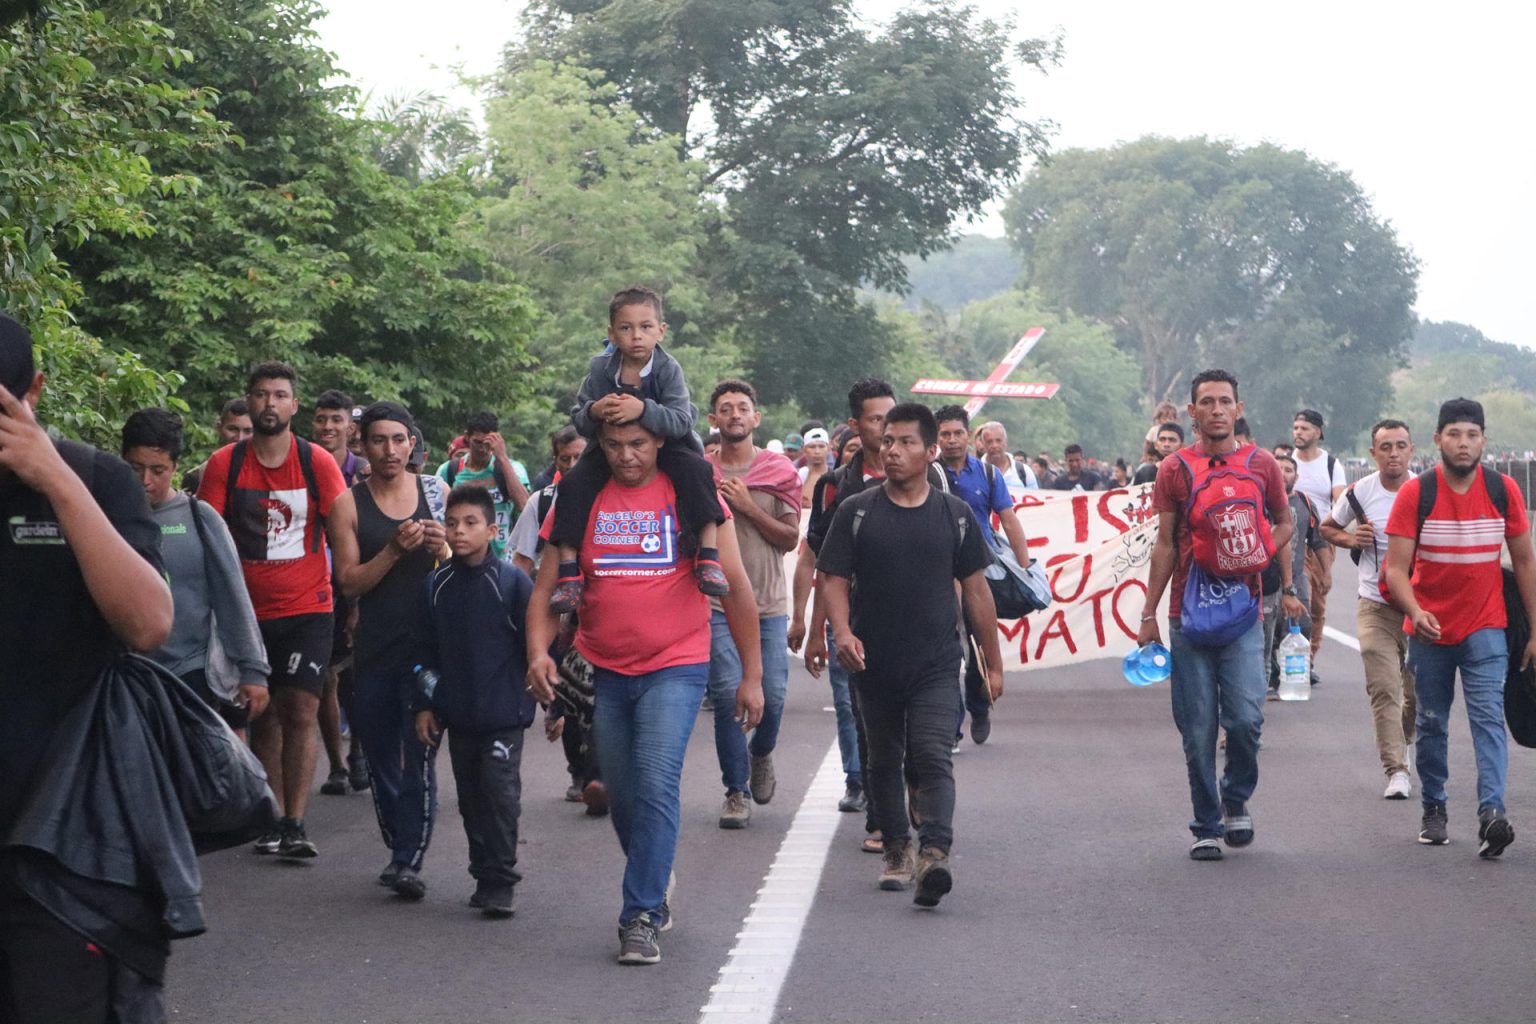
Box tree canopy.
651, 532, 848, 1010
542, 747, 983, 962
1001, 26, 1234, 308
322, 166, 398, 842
1004, 136, 1420, 441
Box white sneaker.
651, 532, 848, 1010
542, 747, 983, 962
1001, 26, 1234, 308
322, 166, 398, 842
1384, 771, 1412, 800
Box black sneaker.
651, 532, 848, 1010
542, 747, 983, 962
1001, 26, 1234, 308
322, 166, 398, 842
277, 819, 318, 859
1310, 671, 1322, 688
253, 828, 281, 855
617, 915, 662, 965
913, 847, 953, 908
970, 713, 991, 745
320, 769, 349, 795
837, 785, 866, 813
393, 867, 426, 901
480, 884, 514, 918
1419, 802, 1449, 845
1478, 808, 1514, 858
348, 751, 371, 792
1222, 804, 1254, 848
565, 782, 584, 803
468, 882, 490, 909
378, 862, 404, 887
1189, 838, 1223, 861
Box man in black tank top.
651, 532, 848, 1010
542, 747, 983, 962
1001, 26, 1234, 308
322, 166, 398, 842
328, 402, 448, 900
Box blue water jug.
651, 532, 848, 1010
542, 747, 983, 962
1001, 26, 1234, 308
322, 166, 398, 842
1121, 643, 1171, 687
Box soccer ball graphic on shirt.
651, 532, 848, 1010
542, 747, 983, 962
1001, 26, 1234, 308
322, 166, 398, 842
641, 532, 662, 554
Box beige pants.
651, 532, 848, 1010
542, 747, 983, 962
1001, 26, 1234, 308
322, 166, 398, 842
1355, 598, 1417, 776
1305, 544, 1335, 658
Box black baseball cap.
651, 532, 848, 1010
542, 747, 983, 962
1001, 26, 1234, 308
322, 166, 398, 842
0, 312, 36, 400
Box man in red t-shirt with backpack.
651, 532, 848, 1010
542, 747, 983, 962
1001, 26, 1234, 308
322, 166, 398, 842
1384, 397, 1536, 855
1137, 370, 1294, 862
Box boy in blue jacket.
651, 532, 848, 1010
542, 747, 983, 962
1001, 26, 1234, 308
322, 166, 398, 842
545, 285, 728, 611
414, 485, 535, 917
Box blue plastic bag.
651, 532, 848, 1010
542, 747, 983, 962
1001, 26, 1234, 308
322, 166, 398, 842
1179, 563, 1258, 648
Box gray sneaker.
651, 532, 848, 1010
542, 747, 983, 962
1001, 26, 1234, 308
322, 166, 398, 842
750, 754, 776, 805
878, 840, 916, 891
1419, 802, 1449, 845
837, 785, 866, 813
618, 915, 661, 965
719, 790, 751, 829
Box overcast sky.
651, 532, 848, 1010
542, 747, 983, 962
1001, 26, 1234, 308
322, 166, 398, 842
315, 0, 1535, 346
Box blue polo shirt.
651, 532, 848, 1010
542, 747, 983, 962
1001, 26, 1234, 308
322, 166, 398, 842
941, 455, 1011, 545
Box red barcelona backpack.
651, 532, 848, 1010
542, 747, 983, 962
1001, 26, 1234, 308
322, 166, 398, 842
1176, 443, 1277, 578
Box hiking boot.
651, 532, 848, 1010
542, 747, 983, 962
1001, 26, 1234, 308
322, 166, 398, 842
565, 782, 584, 803
913, 847, 953, 908
617, 915, 662, 965
550, 576, 586, 614
719, 790, 751, 829
320, 769, 349, 795
1419, 802, 1449, 845
694, 560, 730, 597
970, 712, 991, 745
347, 751, 371, 792
878, 840, 916, 891
479, 883, 514, 918
1478, 808, 1514, 858
378, 861, 404, 888
750, 754, 776, 805
1222, 804, 1254, 848
837, 785, 866, 813
657, 870, 676, 933
277, 819, 318, 859
393, 867, 426, 901
583, 779, 610, 817
1384, 771, 1412, 800
1189, 838, 1224, 861
253, 828, 281, 856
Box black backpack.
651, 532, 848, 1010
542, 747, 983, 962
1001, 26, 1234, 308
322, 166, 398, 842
223, 437, 324, 554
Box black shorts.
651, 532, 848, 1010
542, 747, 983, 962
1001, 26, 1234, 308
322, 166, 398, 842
259, 613, 334, 697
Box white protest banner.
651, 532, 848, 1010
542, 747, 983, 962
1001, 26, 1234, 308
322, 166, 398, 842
995, 484, 1163, 672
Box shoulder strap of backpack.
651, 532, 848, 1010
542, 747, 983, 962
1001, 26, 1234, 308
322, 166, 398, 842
294, 437, 323, 554
1327, 453, 1337, 482
1414, 468, 1438, 543
1345, 485, 1367, 524
491, 456, 511, 499
983, 460, 997, 490
224, 440, 248, 529
444, 457, 460, 486
1483, 466, 1509, 521
928, 461, 949, 493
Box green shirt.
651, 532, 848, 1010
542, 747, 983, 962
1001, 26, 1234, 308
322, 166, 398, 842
438, 455, 523, 557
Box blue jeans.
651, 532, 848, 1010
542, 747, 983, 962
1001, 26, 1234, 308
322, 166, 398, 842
1169, 617, 1266, 839
353, 668, 438, 869
593, 662, 707, 926
1408, 629, 1508, 814
826, 627, 862, 788
706, 612, 789, 794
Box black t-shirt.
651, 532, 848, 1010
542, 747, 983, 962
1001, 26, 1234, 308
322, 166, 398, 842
1049, 469, 1105, 491
816, 486, 991, 677
1131, 462, 1158, 485
0, 442, 163, 831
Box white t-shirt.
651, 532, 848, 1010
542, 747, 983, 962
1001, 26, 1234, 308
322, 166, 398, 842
1327, 471, 1402, 604
1294, 449, 1346, 521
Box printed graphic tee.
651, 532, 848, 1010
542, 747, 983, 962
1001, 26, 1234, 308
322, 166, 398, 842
198, 436, 346, 621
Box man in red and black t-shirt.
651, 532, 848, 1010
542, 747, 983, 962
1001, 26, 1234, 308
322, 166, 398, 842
199, 362, 346, 859
1138, 370, 1293, 863
1384, 397, 1536, 855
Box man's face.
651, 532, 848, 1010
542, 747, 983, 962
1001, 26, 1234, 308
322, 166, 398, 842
1065, 452, 1085, 475
248, 377, 298, 438
880, 419, 936, 483
1189, 382, 1240, 443
1435, 421, 1486, 473
466, 430, 493, 461
364, 420, 413, 480
1292, 418, 1321, 450
312, 407, 349, 453
1272, 444, 1293, 458
124, 446, 176, 506
601, 421, 661, 485
607, 302, 665, 364
709, 391, 759, 444
936, 419, 970, 463
979, 426, 1008, 459
218, 413, 253, 445
1370, 427, 1412, 479
849, 396, 895, 453
554, 438, 587, 475
1155, 428, 1181, 457
1280, 460, 1297, 492
445, 503, 498, 557
802, 439, 829, 466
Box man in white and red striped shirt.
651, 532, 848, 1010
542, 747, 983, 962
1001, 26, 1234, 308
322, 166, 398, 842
1385, 397, 1536, 856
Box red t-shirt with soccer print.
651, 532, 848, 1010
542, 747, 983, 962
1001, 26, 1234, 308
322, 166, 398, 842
1385, 465, 1528, 645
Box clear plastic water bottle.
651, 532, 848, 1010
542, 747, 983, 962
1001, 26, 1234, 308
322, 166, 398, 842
1121, 642, 1171, 687
1277, 624, 1310, 701
414, 664, 440, 701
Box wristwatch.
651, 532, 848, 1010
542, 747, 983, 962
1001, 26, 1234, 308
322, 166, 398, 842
1281, 585, 1298, 597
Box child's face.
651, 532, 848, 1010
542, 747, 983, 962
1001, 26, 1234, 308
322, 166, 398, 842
608, 302, 665, 364
445, 504, 497, 558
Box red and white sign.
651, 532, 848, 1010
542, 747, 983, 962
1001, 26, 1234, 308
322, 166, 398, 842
911, 379, 1061, 400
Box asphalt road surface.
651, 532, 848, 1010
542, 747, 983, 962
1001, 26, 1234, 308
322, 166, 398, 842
168, 559, 1536, 1023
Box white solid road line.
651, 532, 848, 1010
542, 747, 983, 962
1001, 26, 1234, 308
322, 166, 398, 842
1324, 625, 1361, 651
698, 740, 845, 1024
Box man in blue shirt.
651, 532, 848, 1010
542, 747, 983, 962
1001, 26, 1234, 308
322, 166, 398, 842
935, 406, 1031, 745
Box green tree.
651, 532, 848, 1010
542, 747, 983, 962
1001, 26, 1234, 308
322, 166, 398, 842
68, 0, 539, 451
1004, 137, 1419, 440
514, 0, 1055, 413
1, 1, 212, 441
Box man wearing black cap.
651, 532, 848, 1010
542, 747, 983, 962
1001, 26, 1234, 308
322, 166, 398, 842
1292, 409, 1347, 677
328, 402, 449, 899
0, 313, 177, 1020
